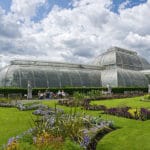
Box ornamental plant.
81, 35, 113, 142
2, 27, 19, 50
6, 137, 19, 150
32, 105, 114, 149
139, 108, 150, 121
73, 92, 86, 105
86, 90, 102, 99
104, 106, 133, 119
33, 131, 63, 149
33, 111, 86, 143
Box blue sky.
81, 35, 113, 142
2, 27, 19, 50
0, 0, 147, 15
0, 0, 73, 12
32, 0, 73, 22
0, 0, 148, 23
112, 0, 147, 12
0, 0, 11, 12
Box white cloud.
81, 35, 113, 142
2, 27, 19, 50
0, 0, 150, 67
11, 0, 47, 20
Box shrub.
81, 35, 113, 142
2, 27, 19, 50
104, 107, 133, 119
139, 108, 150, 121
86, 90, 102, 99
112, 87, 147, 94
33, 131, 63, 149
0, 87, 147, 99
6, 137, 19, 150
104, 106, 150, 121
32, 106, 114, 149
33, 111, 85, 143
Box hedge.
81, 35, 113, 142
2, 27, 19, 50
0, 87, 148, 96
112, 87, 148, 93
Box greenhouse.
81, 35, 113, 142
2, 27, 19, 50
0, 47, 149, 88
141, 70, 150, 84
93, 47, 150, 71
93, 47, 150, 87
0, 60, 102, 88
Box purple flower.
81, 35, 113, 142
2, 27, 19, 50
83, 135, 90, 144
80, 135, 90, 148
7, 137, 15, 146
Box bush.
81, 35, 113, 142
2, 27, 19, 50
139, 108, 150, 121
104, 106, 150, 121
104, 107, 133, 119
33, 111, 85, 143
0, 87, 147, 98
112, 87, 147, 94
86, 90, 102, 99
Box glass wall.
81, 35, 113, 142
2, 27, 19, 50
0, 63, 102, 88
101, 69, 118, 87
117, 68, 148, 87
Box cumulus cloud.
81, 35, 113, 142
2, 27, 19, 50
11, 0, 47, 21
0, 0, 149, 67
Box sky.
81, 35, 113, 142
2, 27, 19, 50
0, 0, 149, 67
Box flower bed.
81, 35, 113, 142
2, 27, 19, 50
0, 100, 48, 111
16, 102, 46, 111
103, 106, 150, 121
84, 104, 107, 111
3, 106, 115, 150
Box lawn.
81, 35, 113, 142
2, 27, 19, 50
0, 108, 34, 146
97, 115, 150, 150
91, 96, 150, 109
1, 97, 150, 149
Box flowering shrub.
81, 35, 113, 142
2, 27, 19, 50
6, 137, 19, 150
4, 106, 114, 150
104, 106, 150, 121
33, 108, 114, 150
104, 107, 133, 119
33, 112, 85, 143
33, 131, 63, 149
140, 108, 150, 121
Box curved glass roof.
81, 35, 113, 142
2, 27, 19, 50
0, 60, 102, 88
93, 47, 150, 71
0, 47, 149, 88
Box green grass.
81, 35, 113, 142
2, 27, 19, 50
0, 108, 34, 146
1, 97, 150, 150
91, 97, 150, 150
91, 96, 150, 109
96, 115, 150, 150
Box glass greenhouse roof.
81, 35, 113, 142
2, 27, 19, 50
93, 47, 150, 71
0, 47, 149, 88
